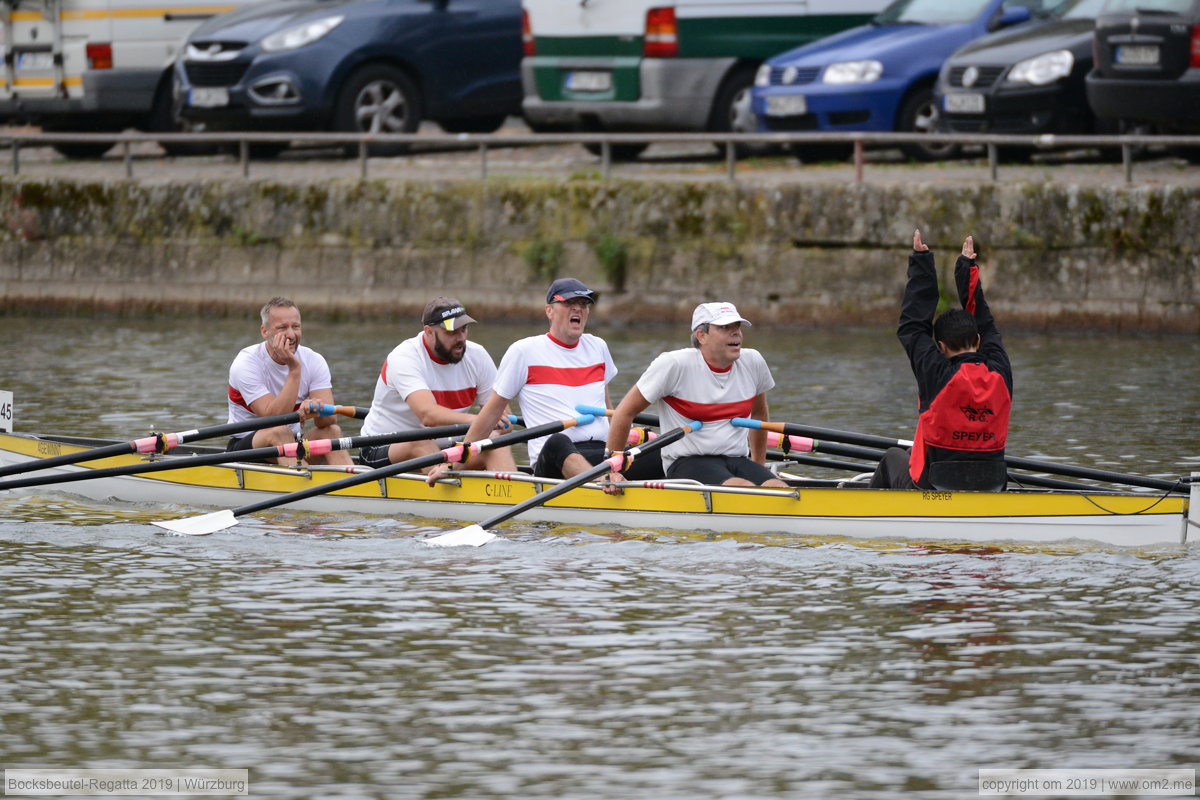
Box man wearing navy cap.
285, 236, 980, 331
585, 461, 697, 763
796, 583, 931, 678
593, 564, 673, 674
360, 296, 515, 473
429, 278, 660, 483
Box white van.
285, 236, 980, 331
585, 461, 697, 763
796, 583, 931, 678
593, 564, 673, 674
0, 0, 256, 157
521, 0, 890, 157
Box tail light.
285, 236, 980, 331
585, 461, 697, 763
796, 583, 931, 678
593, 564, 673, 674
522, 10, 535, 58
86, 42, 113, 70
1191, 25, 1200, 68
644, 7, 678, 58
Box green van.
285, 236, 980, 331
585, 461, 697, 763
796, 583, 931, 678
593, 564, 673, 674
521, 0, 888, 157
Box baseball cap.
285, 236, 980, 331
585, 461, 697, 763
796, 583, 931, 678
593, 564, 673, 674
546, 277, 596, 305
691, 302, 752, 331
422, 297, 477, 331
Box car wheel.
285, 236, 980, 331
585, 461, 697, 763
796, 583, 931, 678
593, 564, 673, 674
440, 115, 508, 134
708, 67, 771, 157
897, 87, 959, 162
583, 142, 648, 160
334, 64, 420, 156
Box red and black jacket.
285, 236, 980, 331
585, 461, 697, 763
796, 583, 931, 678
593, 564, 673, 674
898, 249, 1013, 486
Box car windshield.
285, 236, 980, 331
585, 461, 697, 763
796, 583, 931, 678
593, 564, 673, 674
874, 0, 995, 25
1061, 0, 1193, 14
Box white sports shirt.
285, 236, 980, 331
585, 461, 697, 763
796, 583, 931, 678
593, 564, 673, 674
227, 343, 334, 438
636, 347, 775, 469
361, 334, 497, 436
493, 333, 615, 464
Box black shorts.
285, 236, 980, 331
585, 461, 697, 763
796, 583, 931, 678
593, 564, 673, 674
225, 433, 260, 453
359, 444, 391, 469
666, 455, 776, 486
533, 435, 663, 481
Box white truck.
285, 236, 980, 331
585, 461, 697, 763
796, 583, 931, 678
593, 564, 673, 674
0, 0, 253, 157
521, 0, 890, 158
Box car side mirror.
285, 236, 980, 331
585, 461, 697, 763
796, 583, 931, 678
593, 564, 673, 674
990, 5, 1032, 31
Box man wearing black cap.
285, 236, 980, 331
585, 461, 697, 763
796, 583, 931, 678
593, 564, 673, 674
360, 297, 515, 473
429, 277, 660, 483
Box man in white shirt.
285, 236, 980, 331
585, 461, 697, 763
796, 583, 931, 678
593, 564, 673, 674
226, 297, 352, 466
604, 302, 787, 491
359, 297, 515, 473
428, 277, 661, 484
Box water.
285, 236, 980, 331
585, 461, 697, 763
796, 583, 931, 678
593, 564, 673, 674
1, 315, 1198, 799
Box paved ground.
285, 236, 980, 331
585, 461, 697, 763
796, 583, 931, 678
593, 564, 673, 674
2, 121, 1198, 187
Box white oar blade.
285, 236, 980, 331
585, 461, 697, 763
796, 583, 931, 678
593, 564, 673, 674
424, 525, 496, 548
150, 509, 238, 536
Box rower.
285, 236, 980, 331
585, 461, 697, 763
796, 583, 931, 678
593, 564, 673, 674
603, 301, 787, 495
358, 297, 516, 475
225, 297, 353, 466
869, 231, 1013, 491
427, 277, 663, 485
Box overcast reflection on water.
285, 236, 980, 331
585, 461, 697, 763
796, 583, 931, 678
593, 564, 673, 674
0, 315, 1198, 799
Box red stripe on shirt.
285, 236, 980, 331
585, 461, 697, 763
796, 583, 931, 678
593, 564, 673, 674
663, 395, 753, 422
432, 387, 477, 410
380, 359, 388, 384
228, 386, 254, 412
526, 363, 605, 386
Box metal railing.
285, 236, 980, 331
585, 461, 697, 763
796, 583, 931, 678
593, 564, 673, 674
1, 130, 1197, 183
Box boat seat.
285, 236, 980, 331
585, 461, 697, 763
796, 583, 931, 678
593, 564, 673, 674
928, 460, 1007, 492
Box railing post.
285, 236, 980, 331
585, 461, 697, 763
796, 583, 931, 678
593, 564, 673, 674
726, 141, 736, 182
123, 141, 133, 179
601, 141, 611, 180
359, 140, 368, 180
854, 138, 864, 183
1122, 143, 1132, 184
11, 141, 18, 176
479, 142, 488, 180
240, 140, 249, 178
988, 143, 998, 181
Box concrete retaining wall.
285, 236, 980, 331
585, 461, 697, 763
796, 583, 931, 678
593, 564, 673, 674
0, 177, 1197, 332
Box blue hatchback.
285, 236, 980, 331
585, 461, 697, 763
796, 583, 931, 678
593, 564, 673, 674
751, 0, 1063, 161
175, 0, 523, 155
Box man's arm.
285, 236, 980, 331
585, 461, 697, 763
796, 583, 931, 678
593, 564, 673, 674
603, 386, 651, 495
749, 393, 770, 464
954, 236, 1013, 392
406, 389, 482, 428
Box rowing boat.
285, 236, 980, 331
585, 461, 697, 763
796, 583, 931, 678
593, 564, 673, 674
1, 430, 1194, 547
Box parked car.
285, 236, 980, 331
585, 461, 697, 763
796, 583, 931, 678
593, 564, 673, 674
751, 0, 1065, 162
1086, 0, 1200, 160
520, 0, 888, 160
175, 0, 523, 155
939, 0, 1125, 157
0, 0, 264, 159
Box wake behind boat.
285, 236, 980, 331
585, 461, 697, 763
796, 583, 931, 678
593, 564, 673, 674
0, 429, 1193, 548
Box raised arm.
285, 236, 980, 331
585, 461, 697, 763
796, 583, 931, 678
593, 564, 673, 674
954, 234, 1012, 391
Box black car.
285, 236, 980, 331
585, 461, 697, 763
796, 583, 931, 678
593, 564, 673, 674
175, 0, 523, 154
938, 0, 1113, 141
1086, 0, 1200, 158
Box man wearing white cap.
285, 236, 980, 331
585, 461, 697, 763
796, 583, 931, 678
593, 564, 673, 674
604, 301, 787, 491
360, 296, 515, 473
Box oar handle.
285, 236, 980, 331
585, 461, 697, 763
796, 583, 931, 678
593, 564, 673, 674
229, 414, 595, 518
575, 404, 661, 427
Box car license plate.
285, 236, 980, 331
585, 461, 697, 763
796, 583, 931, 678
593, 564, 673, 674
16, 52, 54, 71
944, 92, 985, 114
765, 94, 807, 117
1115, 45, 1159, 66
565, 71, 612, 92
188, 87, 229, 108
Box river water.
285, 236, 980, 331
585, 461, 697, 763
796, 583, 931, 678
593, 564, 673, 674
1, 315, 1197, 799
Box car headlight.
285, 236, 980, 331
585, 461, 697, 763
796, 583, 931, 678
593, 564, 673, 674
1006, 49, 1073, 86
755, 63, 772, 87
822, 60, 882, 84
261, 15, 344, 53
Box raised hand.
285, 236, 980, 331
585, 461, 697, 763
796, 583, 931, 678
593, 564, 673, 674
913, 229, 929, 252
962, 235, 976, 259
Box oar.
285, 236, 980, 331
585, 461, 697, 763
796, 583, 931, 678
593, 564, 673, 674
733, 418, 1186, 493
0, 404, 370, 480
425, 420, 702, 548
0, 424, 473, 492
150, 414, 594, 536
575, 403, 661, 428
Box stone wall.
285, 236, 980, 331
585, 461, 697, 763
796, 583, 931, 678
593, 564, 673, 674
0, 177, 1196, 332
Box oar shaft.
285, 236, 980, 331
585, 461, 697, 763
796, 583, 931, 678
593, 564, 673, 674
229, 417, 588, 519
575, 404, 660, 427
0, 424, 471, 492
738, 418, 1184, 493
